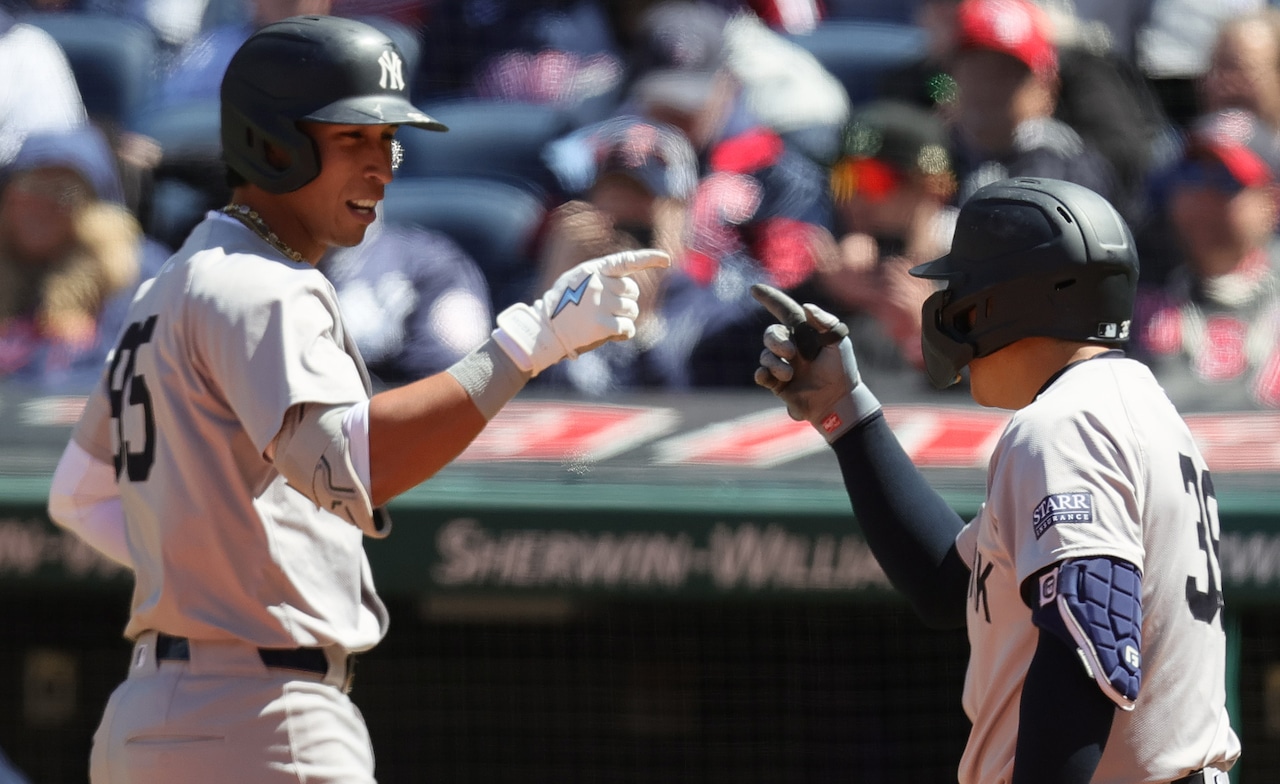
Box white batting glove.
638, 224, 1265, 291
493, 249, 671, 377
752, 284, 882, 442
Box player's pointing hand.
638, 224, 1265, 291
751, 284, 880, 442
493, 249, 671, 377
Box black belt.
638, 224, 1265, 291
154, 632, 354, 689
1172, 771, 1214, 784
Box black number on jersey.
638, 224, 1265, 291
108, 315, 158, 482
1181, 453, 1223, 625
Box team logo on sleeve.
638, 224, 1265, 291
1032, 492, 1094, 538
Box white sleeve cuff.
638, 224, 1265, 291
47, 440, 132, 568
341, 399, 372, 498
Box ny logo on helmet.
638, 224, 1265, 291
378, 50, 405, 91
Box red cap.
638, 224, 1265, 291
1187, 109, 1280, 188
955, 0, 1057, 76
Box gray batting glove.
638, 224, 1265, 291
752, 284, 882, 442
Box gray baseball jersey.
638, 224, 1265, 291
71, 212, 390, 651
955, 356, 1241, 783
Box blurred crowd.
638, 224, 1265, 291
0, 0, 1279, 411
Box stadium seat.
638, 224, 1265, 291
393, 100, 576, 196
381, 176, 547, 311
785, 21, 927, 105
21, 12, 159, 128
131, 100, 226, 250
132, 100, 222, 169
823, 0, 917, 24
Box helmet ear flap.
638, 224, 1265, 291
920, 288, 975, 389
221, 104, 321, 194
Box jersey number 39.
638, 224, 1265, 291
1182, 453, 1224, 625
108, 316, 158, 482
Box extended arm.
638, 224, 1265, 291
830, 413, 969, 628
752, 285, 967, 628
367, 249, 669, 505
367, 353, 493, 505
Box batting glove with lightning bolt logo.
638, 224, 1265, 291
493, 249, 671, 376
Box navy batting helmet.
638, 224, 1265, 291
221, 15, 446, 194
910, 178, 1139, 389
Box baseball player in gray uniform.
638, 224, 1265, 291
753, 178, 1240, 783
45, 16, 667, 784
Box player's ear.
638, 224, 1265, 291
263, 139, 293, 172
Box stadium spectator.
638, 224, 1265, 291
536, 115, 693, 393
415, 0, 626, 121
1133, 11, 1280, 283
0, 127, 165, 389
880, 0, 1162, 213
148, 0, 334, 108
0, 7, 87, 167
791, 100, 955, 379
945, 0, 1127, 216
1199, 10, 1280, 133
624, 0, 835, 387
1131, 108, 1280, 410
1136, 0, 1267, 129
318, 214, 493, 387
718, 10, 849, 164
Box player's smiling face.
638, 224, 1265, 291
285, 122, 398, 254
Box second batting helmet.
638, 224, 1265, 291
221, 15, 446, 194
910, 178, 1139, 389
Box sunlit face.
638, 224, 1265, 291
276, 122, 398, 257
0, 167, 91, 262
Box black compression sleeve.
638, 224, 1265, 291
1012, 629, 1115, 784
830, 410, 970, 628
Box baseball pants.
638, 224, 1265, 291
89, 631, 374, 784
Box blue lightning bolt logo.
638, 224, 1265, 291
551, 274, 593, 318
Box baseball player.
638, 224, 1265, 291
45, 16, 668, 784
753, 178, 1240, 783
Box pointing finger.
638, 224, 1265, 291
594, 249, 672, 277
751, 283, 807, 329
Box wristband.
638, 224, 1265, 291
815, 384, 882, 443
447, 339, 531, 421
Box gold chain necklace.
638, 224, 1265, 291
220, 203, 306, 263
